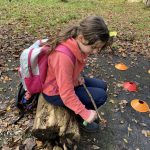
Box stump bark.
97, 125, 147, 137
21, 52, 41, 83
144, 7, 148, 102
32, 94, 80, 148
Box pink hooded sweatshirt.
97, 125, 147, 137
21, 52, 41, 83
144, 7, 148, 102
43, 38, 91, 120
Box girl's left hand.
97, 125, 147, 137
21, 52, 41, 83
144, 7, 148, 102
78, 76, 85, 85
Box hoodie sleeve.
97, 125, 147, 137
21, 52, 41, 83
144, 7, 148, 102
50, 52, 91, 120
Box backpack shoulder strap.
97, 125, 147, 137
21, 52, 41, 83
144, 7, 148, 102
55, 44, 76, 65
43, 45, 76, 90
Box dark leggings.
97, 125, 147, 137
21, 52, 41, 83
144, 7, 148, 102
43, 77, 107, 110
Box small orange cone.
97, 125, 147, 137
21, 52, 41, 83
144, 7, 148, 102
115, 63, 128, 71
131, 99, 149, 112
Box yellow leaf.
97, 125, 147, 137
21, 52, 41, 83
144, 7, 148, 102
6, 106, 11, 112
109, 31, 117, 37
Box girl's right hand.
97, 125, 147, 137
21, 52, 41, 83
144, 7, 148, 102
85, 110, 97, 123
78, 76, 85, 85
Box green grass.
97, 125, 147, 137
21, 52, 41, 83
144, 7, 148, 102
0, 0, 150, 37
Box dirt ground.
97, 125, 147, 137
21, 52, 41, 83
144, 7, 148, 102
78, 55, 150, 150
0, 24, 150, 149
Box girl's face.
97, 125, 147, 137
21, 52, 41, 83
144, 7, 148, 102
76, 35, 106, 55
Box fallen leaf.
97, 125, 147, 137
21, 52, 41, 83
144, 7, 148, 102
140, 123, 147, 127
92, 145, 100, 149
13, 54, 19, 58
0, 88, 3, 92
3, 76, 12, 82
53, 146, 63, 150
89, 75, 94, 78
113, 94, 118, 97
23, 138, 36, 150
24, 120, 30, 126
6, 106, 11, 112
120, 120, 124, 124
136, 75, 140, 78
132, 118, 138, 123
36, 140, 43, 147
122, 52, 127, 58
109, 31, 117, 37
128, 127, 132, 132
141, 130, 150, 137
116, 83, 123, 87
13, 67, 19, 71
100, 112, 105, 115
4, 76, 9, 81
123, 138, 128, 143
119, 100, 128, 106
109, 99, 115, 104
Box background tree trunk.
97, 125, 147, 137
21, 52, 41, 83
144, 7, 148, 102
128, 0, 142, 2
127, 0, 150, 6
143, 0, 150, 6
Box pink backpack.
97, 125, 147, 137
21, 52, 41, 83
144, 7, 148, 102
18, 39, 75, 94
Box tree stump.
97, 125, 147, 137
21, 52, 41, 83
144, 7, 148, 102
32, 94, 80, 149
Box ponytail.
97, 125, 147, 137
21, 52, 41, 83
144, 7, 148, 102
61, 25, 79, 39
49, 25, 79, 53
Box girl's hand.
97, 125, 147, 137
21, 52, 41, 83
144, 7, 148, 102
78, 76, 85, 85
85, 110, 97, 123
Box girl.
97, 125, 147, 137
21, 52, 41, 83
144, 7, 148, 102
43, 16, 110, 132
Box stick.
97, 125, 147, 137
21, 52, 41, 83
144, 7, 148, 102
83, 83, 103, 121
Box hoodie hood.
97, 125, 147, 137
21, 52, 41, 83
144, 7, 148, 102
61, 38, 87, 63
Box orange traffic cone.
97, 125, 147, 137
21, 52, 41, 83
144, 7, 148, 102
123, 82, 137, 92
115, 63, 128, 71
131, 99, 149, 112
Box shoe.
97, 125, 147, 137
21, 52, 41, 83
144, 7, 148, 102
94, 118, 99, 124
79, 121, 99, 133
76, 115, 99, 133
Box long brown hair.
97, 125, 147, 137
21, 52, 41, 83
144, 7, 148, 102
49, 16, 109, 52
